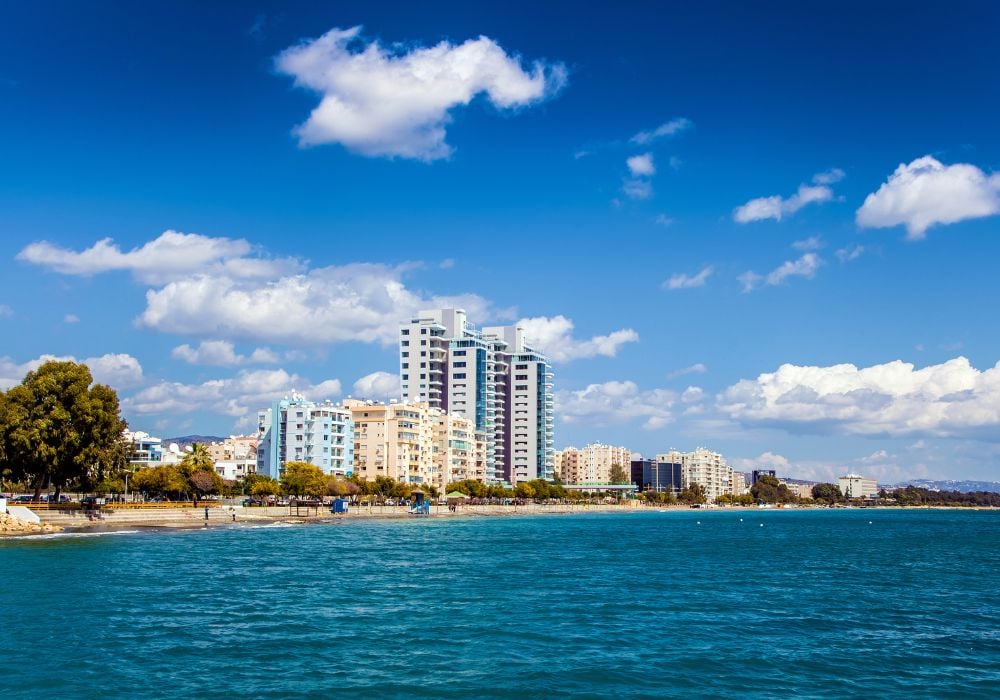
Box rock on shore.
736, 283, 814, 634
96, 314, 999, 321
0, 512, 63, 536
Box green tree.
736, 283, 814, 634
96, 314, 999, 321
751, 475, 794, 503
250, 476, 281, 498
679, 483, 707, 504
281, 461, 326, 497
811, 482, 843, 503
609, 463, 629, 485
179, 443, 215, 475
0, 361, 128, 500
189, 470, 224, 502
132, 465, 189, 500
514, 482, 536, 499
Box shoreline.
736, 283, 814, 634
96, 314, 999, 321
2, 502, 996, 538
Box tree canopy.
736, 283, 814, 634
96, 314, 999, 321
811, 482, 843, 503
0, 360, 128, 498
609, 463, 629, 485
751, 475, 794, 503
280, 461, 327, 497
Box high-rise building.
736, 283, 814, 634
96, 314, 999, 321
399, 309, 553, 485
631, 457, 683, 493
256, 392, 353, 479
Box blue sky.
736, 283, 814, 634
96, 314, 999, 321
2, 1, 1000, 483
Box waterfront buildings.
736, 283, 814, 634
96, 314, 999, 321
839, 473, 878, 499
630, 457, 683, 494
125, 430, 164, 468
751, 469, 776, 485
256, 392, 353, 479
557, 443, 634, 484
208, 436, 257, 481
399, 308, 554, 484
650, 448, 745, 501
345, 399, 486, 491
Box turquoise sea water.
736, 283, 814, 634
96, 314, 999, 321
1, 509, 998, 698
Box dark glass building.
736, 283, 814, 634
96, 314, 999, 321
631, 458, 682, 493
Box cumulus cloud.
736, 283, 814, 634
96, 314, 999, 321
630, 117, 692, 145
0, 353, 144, 390
23, 231, 500, 348
171, 340, 281, 367
739, 253, 822, 292
622, 178, 653, 200
140, 262, 494, 347
734, 170, 843, 223
125, 369, 341, 417
812, 168, 845, 185
352, 371, 401, 399
836, 244, 865, 262
626, 153, 655, 177
856, 156, 1000, 239
275, 26, 566, 161
792, 235, 823, 251
663, 266, 713, 290
668, 363, 707, 379
556, 380, 677, 430
732, 451, 791, 470
17, 230, 298, 285
517, 315, 639, 363
718, 356, 1000, 440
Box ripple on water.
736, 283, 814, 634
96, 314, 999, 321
1, 509, 998, 698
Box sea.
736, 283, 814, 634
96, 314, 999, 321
1, 509, 998, 698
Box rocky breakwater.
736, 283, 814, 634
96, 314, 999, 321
0, 512, 63, 536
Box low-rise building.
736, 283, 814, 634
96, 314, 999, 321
839, 473, 878, 499
558, 443, 633, 484
208, 436, 257, 481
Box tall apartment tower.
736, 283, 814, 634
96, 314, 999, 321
399, 309, 553, 484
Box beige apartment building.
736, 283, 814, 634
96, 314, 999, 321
346, 399, 486, 491
558, 443, 633, 484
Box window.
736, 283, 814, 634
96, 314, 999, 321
402, 352, 409, 358
453, 361, 466, 368
516, 385, 528, 391
402, 363, 409, 369
421, 328, 427, 334
516, 364, 528, 370
515, 374, 528, 380
401, 329, 409, 335
420, 374, 426, 379
454, 350, 466, 356
453, 373, 466, 379
402, 373, 408, 380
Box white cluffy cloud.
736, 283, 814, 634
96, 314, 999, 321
125, 369, 341, 417
718, 356, 1000, 440
556, 380, 680, 431
275, 26, 567, 161
663, 266, 713, 290
22, 231, 498, 348
732, 451, 791, 470
626, 153, 655, 176
734, 169, 843, 223
17, 230, 298, 285
171, 340, 281, 367
836, 244, 865, 262
856, 156, 1000, 239
630, 117, 692, 145
667, 363, 707, 379
792, 235, 823, 251
739, 253, 823, 292
352, 371, 401, 398
140, 262, 493, 347
517, 315, 639, 363
0, 353, 144, 391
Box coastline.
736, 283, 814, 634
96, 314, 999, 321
3, 502, 994, 538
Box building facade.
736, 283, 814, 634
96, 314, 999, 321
208, 436, 257, 481
631, 457, 683, 494
839, 473, 878, 499
125, 430, 163, 468
656, 448, 743, 502
399, 308, 553, 485
558, 443, 633, 485
256, 392, 353, 479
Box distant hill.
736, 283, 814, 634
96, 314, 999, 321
164, 435, 227, 448
892, 479, 1000, 494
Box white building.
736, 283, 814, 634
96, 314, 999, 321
257, 392, 353, 479
208, 436, 257, 481
399, 309, 554, 485
657, 447, 743, 502
839, 473, 878, 499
